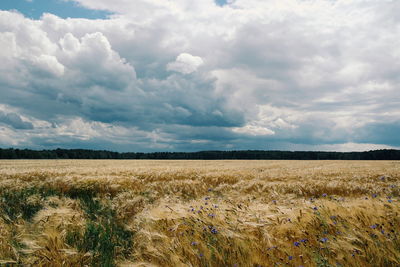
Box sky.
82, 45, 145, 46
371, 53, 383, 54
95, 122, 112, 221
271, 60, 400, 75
0, 0, 399, 152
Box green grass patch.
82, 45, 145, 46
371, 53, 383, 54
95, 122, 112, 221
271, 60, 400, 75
0, 187, 46, 221
66, 194, 133, 267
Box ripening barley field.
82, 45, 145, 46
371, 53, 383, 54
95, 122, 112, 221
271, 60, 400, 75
0, 160, 399, 267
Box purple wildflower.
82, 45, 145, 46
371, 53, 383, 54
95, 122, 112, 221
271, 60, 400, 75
320, 237, 328, 243
294, 241, 300, 247
372, 194, 378, 198
191, 241, 198, 246
208, 213, 215, 218
322, 193, 327, 197
211, 228, 218, 234
288, 256, 293, 260
313, 206, 318, 210
388, 199, 393, 203
371, 224, 377, 229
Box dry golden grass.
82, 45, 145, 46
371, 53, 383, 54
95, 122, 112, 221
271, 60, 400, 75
0, 160, 399, 266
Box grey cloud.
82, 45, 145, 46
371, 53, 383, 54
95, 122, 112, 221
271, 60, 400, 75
0, 111, 33, 129
355, 121, 400, 147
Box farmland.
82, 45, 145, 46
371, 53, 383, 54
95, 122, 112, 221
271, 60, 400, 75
0, 160, 399, 266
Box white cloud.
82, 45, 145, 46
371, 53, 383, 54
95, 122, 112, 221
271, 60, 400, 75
31, 54, 65, 77
232, 124, 275, 136
167, 53, 204, 74
317, 142, 400, 153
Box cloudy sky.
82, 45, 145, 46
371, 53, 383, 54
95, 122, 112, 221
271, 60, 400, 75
0, 0, 399, 152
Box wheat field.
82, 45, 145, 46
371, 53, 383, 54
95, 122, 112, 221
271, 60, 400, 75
0, 160, 399, 266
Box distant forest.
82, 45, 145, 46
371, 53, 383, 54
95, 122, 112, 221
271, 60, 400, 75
0, 148, 399, 160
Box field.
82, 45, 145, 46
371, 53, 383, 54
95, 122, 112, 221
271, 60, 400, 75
0, 160, 399, 266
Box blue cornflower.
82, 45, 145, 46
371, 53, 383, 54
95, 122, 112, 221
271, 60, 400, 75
320, 237, 328, 243
388, 199, 393, 203
294, 241, 300, 247
211, 228, 218, 234
300, 239, 308, 243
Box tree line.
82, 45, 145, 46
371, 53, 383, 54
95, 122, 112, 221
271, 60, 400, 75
0, 148, 399, 160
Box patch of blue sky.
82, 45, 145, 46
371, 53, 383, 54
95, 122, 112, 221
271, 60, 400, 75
215, 0, 229, 7
0, 0, 111, 19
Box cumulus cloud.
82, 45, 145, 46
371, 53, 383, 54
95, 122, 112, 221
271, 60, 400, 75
0, 0, 399, 151
167, 53, 204, 74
